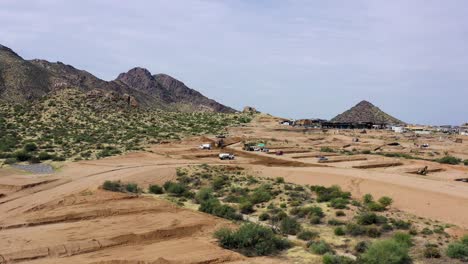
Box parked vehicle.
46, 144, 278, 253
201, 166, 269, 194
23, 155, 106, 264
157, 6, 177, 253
276, 151, 284, 156
262, 148, 270, 153
199, 143, 211, 150
317, 156, 328, 162
219, 153, 235, 160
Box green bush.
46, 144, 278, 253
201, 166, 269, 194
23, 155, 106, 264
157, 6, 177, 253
249, 186, 272, 204
163, 181, 188, 197
310, 240, 333, 255
378, 196, 393, 207
102, 180, 122, 192
214, 223, 290, 256
280, 216, 302, 235
259, 212, 270, 221
437, 155, 462, 165
367, 202, 385, 212
359, 239, 411, 264
239, 201, 254, 214
195, 187, 214, 203
291, 206, 324, 219
38, 151, 52, 160
4, 158, 16, 164
23, 142, 38, 152
446, 235, 468, 261
464, 159, 468, 166
199, 198, 241, 220
392, 232, 413, 247
312, 185, 351, 202
322, 253, 355, 264
125, 183, 140, 193
391, 219, 411, 230
275, 177, 285, 183
297, 230, 319, 241
14, 150, 32, 161
330, 198, 349, 209
328, 219, 346, 226
345, 223, 366, 236
334, 227, 345, 236
148, 184, 164, 194
363, 194, 374, 204
421, 227, 433, 235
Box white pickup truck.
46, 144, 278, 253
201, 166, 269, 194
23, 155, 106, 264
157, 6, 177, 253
199, 143, 211, 150
219, 153, 235, 160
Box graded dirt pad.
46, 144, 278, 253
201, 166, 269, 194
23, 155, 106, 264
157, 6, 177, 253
352, 161, 403, 169
0, 190, 254, 264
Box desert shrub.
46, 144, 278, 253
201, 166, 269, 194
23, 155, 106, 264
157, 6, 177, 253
125, 183, 140, 193
259, 212, 270, 221
391, 219, 411, 230
381, 223, 394, 233
239, 201, 254, 214
367, 202, 385, 212
249, 185, 272, 204
363, 194, 374, 204
366, 227, 381, 238
310, 240, 333, 255
322, 253, 355, 264
310, 215, 322, 224
291, 206, 324, 219
14, 150, 32, 161
297, 230, 319, 241
148, 184, 164, 194
23, 142, 38, 152
29, 156, 40, 163
424, 244, 441, 259
392, 232, 413, 247
378, 196, 393, 208
464, 159, 468, 166
280, 216, 302, 235
320, 147, 335, 153
38, 151, 52, 160
214, 223, 290, 256
421, 227, 433, 235
275, 177, 285, 183
199, 198, 241, 220
163, 181, 188, 197
328, 219, 346, 226
355, 241, 369, 254
195, 187, 214, 203
212, 175, 229, 190
359, 239, 411, 264
335, 210, 346, 217
345, 223, 366, 236
334, 227, 345, 236
446, 235, 468, 261
312, 185, 351, 202
437, 155, 461, 165
356, 212, 387, 225
102, 180, 122, 192
330, 197, 349, 209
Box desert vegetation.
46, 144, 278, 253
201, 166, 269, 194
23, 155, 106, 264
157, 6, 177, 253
0, 89, 252, 164
108, 164, 463, 263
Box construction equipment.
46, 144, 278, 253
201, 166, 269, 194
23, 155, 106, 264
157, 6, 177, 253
417, 166, 428, 175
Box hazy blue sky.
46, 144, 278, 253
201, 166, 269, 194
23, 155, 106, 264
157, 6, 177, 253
1, 0, 467, 125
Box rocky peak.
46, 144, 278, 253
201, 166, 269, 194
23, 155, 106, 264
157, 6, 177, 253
355, 100, 373, 108
0, 44, 21, 58
116, 67, 160, 94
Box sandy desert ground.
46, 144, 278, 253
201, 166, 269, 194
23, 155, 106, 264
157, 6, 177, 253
0, 115, 467, 263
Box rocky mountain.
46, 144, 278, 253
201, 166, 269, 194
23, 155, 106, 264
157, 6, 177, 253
0, 44, 235, 113
331, 100, 404, 124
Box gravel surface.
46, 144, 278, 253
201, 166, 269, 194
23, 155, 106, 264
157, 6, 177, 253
11, 164, 54, 174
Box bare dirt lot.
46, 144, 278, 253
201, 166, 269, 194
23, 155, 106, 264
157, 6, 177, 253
0, 115, 467, 263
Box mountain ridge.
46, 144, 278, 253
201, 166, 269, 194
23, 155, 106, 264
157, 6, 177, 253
0, 44, 236, 113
